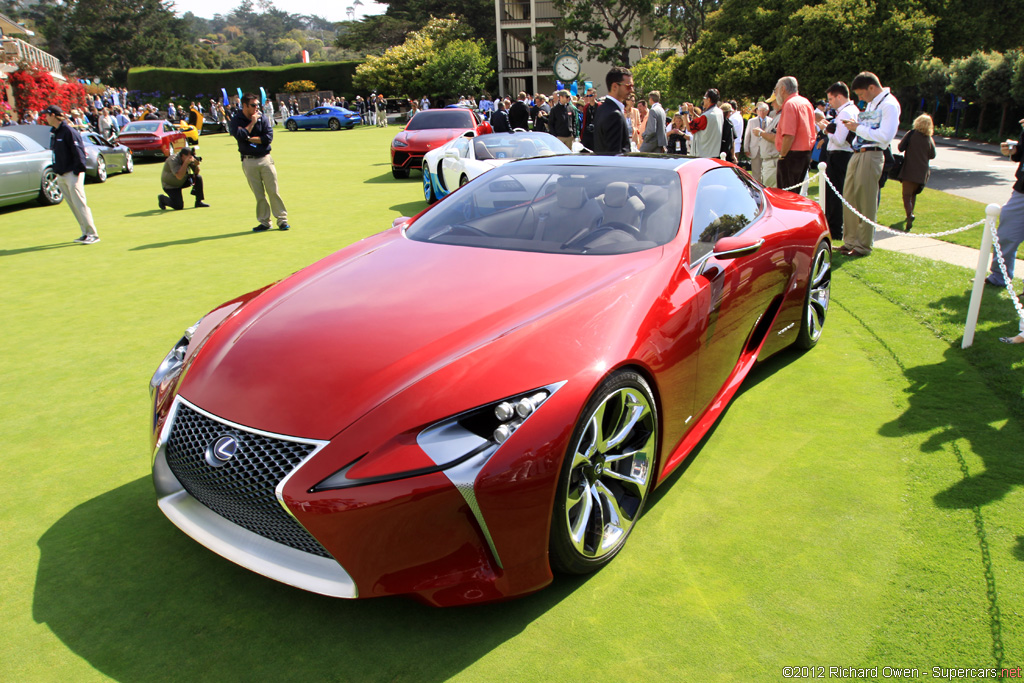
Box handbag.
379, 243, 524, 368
888, 152, 905, 180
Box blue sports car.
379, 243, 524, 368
284, 106, 362, 131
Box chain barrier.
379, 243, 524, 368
779, 172, 819, 193
819, 170, 985, 238
988, 222, 1024, 326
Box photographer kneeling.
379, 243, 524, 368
158, 147, 209, 210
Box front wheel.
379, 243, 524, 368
423, 168, 437, 203
285, 120, 298, 132
794, 241, 831, 350
124, 153, 134, 173
550, 370, 658, 574
38, 168, 63, 205
94, 155, 107, 183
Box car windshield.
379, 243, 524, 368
473, 133, 569, 160
406, 164, 682, 255
406, 110, 473, 131
123, 122, 161, 133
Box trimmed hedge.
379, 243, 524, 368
127, 61, 362, 102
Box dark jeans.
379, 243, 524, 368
161, 174, 205, 210
823, 150, 851, 240
777, 150, 812, 192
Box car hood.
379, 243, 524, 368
179, 231, 660, 439
394, 128, 466, 150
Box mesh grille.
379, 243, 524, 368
165, 403, 331, 558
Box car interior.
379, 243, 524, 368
407, 166, 683, 255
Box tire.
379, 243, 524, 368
328, 118, 340, 131
346, 123, 355, 130
423, 167, 437, 203
459, 174, 469, 188
38, 167, 63, 205
549, 370, 658, 574
392, 167, 409, 179
124, 153, 134, 173
286, 120, 298, 131
794, 240, 831, 350
94, 155, 107, 183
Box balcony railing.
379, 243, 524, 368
501, 1, 559, 23
502, 50, 533, 71
2, 36, 62, 77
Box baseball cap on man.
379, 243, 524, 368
43, 104, 64, 116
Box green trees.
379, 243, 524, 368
352, 16, 493, 98
673, 0, 933, 100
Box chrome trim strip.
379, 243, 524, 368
432, 380, 567, 570
158, 489, 358, 598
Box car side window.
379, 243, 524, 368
453, 138, 470, 158
0, 135, 26, 154
689, 167, 761, 265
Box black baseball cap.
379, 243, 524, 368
43, 104, 64, 116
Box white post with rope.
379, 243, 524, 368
817, 162, 827, 213
962, 203, 1002, 349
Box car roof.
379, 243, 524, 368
507, 153, 693, 172
5, 124, 50, 150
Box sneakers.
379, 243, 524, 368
194, 201, 210, 208
72, 235, 89, 243
278, 223, 290, 231
158, 195, 167, 210
252, 224, 271, 232
82, 235, 100, 244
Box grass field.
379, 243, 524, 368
1, 126, 1022, 682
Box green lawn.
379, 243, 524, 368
2, 128, 1022, 682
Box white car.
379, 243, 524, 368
421, 131, 571, 204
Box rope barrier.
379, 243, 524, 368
778, 172, 819, 193
988, 221, 1024, 325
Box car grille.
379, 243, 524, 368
164, 402, 331, 558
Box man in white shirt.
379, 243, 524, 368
728, 100, 744, 157
686, 88, 724, 159
820, 81, 859, 240
838, 71, 901, 256
743, 102, 770, 184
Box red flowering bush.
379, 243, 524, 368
8, 63, 89, 119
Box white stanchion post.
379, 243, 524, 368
818, 162, 827, 213
800, 173, 810, 196
962, 203, 1002, 348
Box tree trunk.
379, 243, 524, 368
976, 103, 986, 136
998, 101, 1009, 141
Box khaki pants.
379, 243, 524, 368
842, 150, 884, 255
761, 157, 779, 189
57, 171, 97, 237
750, 156, 763, 185
557, 136, 573, 150
242, 155, 287, 228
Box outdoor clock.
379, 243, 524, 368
554, 50, 581, 81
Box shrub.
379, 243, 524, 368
8, 63, 89, 119
283, 80, 317, 93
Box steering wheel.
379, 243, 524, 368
562, 222, 639, 250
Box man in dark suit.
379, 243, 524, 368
508, 92, 531, 131
593, 66, 634, 155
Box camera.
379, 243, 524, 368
191, 156, 203, 163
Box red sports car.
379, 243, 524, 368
150, 155, 831, 607
117, 120, 187, 158
390, 108, 492, 178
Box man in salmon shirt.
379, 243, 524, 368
773, 76, 816, 192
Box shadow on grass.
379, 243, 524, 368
33, 477, 592, 682
0, 242, 80, 256
125, 209, 175, 217
390, 200, 426, 217
365, 170, 420, 185
130, 231, 255, 251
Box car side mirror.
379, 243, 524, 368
711, 235, 764, 260
443, 149, 459, 159
392, 217, 411, 230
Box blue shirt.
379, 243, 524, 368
228, 110, 274, 158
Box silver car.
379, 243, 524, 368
0, 129, 62, 209
8, 124, 133, 182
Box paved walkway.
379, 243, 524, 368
867, 133, 1022, 277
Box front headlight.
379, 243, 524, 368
313, 381, 565, 491
149, 318, 201, 400
392, 139, 409, 148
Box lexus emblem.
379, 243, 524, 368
205, 435, 239, 467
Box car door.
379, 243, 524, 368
0, 134, 37, 201
440, 136, 471, 190
687, 167, 788, 414
311, 108, 328, 128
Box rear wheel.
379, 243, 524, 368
328, 118, 341, 131
459, 174, 469, 188
38, 168, 63, 205
94, 155, 107, 183
549, 370, 657, 574
285, 120, 298, 131
794, 241, 831, 350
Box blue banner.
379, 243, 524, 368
582, 81, 592, 94
221, 88, 229, 106
555, 80, 564, 91
570, 82, 578, 96
236, 87, 243, 102
259, 87, 267, 105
